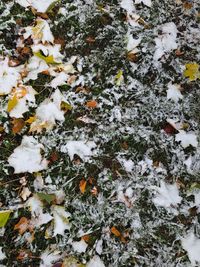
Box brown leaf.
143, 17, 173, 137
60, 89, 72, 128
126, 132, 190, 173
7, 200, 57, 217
12, 118, 25, 134
79, 179, 87, 194
36, 12, 49, 19
111, 226, 121, 237
86, 100, 98, 109
127, 52, 138, 62
14, 217, 29, 235
8, 58, 22, 67
86, 36, 96, 43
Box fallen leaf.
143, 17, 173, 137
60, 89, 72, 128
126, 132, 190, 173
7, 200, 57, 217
110, 226, 121, 237
184, 63, 200, 81
7, 94, 18, 113
14, 217, 29, 235
36, 192, 56, 204
26, 116, 36, 124
79, 179, 87, 194
34, 51, 58, 64
0, 210, 12, 227
86, 100, 98, 109
11, 118, 25, 134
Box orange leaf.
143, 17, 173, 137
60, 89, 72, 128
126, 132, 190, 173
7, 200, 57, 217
79, 179, 87, 194
12, 118, 25, 134
81, 234, 90, 242
86, 100, 98, 108
14, 217, 29, 235
111, 226, 121, 237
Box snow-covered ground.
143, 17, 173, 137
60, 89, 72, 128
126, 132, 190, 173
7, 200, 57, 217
0, 0, 200, 266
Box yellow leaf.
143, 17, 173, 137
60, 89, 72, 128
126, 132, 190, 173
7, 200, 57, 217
115, 70, 124, 86
184, 63, 200, 81
34, 51, 58, 64
26, 116, 36, 124
7, 94, 18, 112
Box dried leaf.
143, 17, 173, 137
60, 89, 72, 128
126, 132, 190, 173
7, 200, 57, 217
14, 217, 29, 234
111, 226, 121, 237
79, 179, 87, 194
0, 210, 11, 227
86, 100, 98, 109
12, 118, 25, 134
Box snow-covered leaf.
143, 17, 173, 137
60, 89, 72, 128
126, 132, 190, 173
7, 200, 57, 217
175, 130, 198, 148
8, 136, 48, 173
181, 232, 200, 266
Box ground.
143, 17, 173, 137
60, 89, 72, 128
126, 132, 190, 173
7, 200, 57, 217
0, 0, 200, 266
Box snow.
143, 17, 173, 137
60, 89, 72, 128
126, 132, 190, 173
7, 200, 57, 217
120, 0, 135, 13
175, 131, 198, 148
167, 83, 183, 102
40, 249, 61, 267
9, 85, 36, 118
135, 0, 152, 7
0, 58, 21, 95
127, 34, 141, 52
24, 56, 49, 81
8, 136, 48, 173
152, 181, 182, 209
72, 239, 88, 253
50, 72, 69, 88
181, 232, 200, 266
30, 89, 65, 132
61, 141, 96, 161
52, 205, 71, 236
16, 0, 57, 13
32, 44, 64, 63
86, 256, 105, 267
154, 22, 178, 61
0, 247, 6, 260
23, 19, 54, 44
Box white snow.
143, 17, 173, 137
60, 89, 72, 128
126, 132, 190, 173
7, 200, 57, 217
32, 44, 64, 64
24, 56, 49, 81
152, 181, 182, 209
0, 58, 21, 95
61, 141, 96, 161
16, 0, 57, 13
40, 249, 61, 267
23, 19, 54, 44
121, 0, 135, 13
72, 239, 88, 253
0, 247, 6, 260
154, 22, 178, 61
167, 83, 183, 102
8, 136, 48, 173
135, 0, 152, 7
50, 72, 69, 88
86, 256, 105, 267
175, 131, 198, 148
9, 85, 37, 118
127, 34, 141, 52
181, 232, 200, 266
30, 89, 65, 132
52, 205, 71, 236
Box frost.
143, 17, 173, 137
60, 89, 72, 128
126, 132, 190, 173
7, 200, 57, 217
72, 239, 88, 253
0, 58, 21, 95
86, 256, 105, 267
166, 83, 183, 102
152, 181, 182, 209
61, 141, 96, 161
175, 131, 198, 148
181, 232, 200, 266
154, 22, 178, 61
8, 136, 48, 173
